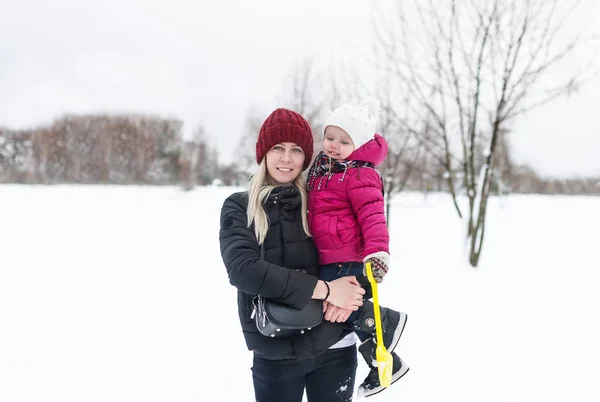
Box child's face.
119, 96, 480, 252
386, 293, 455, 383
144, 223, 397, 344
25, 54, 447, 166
323, 126, 355, 161
265, 142, 305, 185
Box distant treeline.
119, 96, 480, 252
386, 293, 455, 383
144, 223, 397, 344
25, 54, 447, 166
0, 113, 242, 187
393, 162, 600, 196
1, 113, 598, 195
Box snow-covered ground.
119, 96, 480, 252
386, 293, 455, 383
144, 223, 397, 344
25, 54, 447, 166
1, 185, 598, 401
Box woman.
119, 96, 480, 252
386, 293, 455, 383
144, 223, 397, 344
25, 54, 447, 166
219, 108, 366, 402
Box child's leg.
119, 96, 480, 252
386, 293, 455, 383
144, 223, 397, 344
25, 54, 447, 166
317, 263, 342, 282
339, 262, 409, 397
319, 262, 371, 332
321, 262, 407, 350
319, 262, 368, 323
336, 262, 371, 324
353, 299, 408, 353
330, 261, 406, 352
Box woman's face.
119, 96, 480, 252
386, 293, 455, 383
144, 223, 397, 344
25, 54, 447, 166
265, 142, 305, 185
323, 126, 355, 161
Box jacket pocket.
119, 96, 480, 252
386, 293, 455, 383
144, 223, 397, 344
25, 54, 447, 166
328, 215, 344, 249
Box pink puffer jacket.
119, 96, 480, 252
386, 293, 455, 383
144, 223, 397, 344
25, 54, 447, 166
307, 134, 389, 265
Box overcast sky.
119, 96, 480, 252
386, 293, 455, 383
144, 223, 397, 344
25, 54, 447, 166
1, 0, 598, 178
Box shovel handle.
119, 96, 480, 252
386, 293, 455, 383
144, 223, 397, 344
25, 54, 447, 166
365, 262, 385, 348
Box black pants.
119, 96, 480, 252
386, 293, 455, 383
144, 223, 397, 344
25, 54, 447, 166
252, 345, 357, 402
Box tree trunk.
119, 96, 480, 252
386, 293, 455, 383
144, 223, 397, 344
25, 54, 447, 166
385, 189, 392, 228
469, 164, 492, 267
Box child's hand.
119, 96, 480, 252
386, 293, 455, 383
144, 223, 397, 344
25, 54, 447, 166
363, 251, 390, 283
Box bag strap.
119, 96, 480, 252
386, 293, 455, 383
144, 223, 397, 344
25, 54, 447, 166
252, 242, 266, 314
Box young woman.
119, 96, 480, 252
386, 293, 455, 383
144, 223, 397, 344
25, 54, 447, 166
219, 107, 366, 402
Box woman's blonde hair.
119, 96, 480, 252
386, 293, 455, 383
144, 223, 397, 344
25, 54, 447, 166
247, 159, 311, 245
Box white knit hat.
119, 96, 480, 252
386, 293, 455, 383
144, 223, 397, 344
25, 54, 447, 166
324, 97, 380, 149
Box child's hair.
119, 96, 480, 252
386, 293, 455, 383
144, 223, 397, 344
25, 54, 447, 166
246, 160, 311, 245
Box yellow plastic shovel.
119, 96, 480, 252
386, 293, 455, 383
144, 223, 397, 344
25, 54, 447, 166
365, 261, 393, 387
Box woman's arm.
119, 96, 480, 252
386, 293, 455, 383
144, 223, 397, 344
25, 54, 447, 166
220, 193, 365, 311
312, 280, 329, 300
219, 194, 318, 309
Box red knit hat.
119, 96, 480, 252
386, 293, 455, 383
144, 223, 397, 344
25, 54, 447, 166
255, 108, 314, 170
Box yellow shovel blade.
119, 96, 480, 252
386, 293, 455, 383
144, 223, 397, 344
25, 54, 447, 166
376, 344, 393, 387
365, 262, 394, 388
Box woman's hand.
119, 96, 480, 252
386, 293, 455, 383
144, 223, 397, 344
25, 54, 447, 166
323, 302, 353, 323
326, 276, 365, 310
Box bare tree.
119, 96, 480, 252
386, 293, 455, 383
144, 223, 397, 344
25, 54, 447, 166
374, 0, 592, 266
375, 86, 424, 224
279, 57, 324, 127
190, 123, 220, 186
235, 105, 264, 178
0, 128, 34, 183
178, 124, 205, 190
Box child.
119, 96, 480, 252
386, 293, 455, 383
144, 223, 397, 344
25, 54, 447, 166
306, 99, 409, 398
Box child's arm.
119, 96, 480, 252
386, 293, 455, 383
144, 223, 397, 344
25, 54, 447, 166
346, 168, 390, 282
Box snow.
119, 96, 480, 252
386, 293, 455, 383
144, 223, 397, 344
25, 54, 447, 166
1, 185, 599, 401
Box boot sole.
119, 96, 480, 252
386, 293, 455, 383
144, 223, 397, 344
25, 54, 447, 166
356, 360, 410, 398
387, 312, 407, 353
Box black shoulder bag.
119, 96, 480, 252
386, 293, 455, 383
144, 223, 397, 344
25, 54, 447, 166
251, 244, 323, 337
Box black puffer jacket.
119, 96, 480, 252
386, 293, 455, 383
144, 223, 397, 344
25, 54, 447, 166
219, 185, 351, 360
